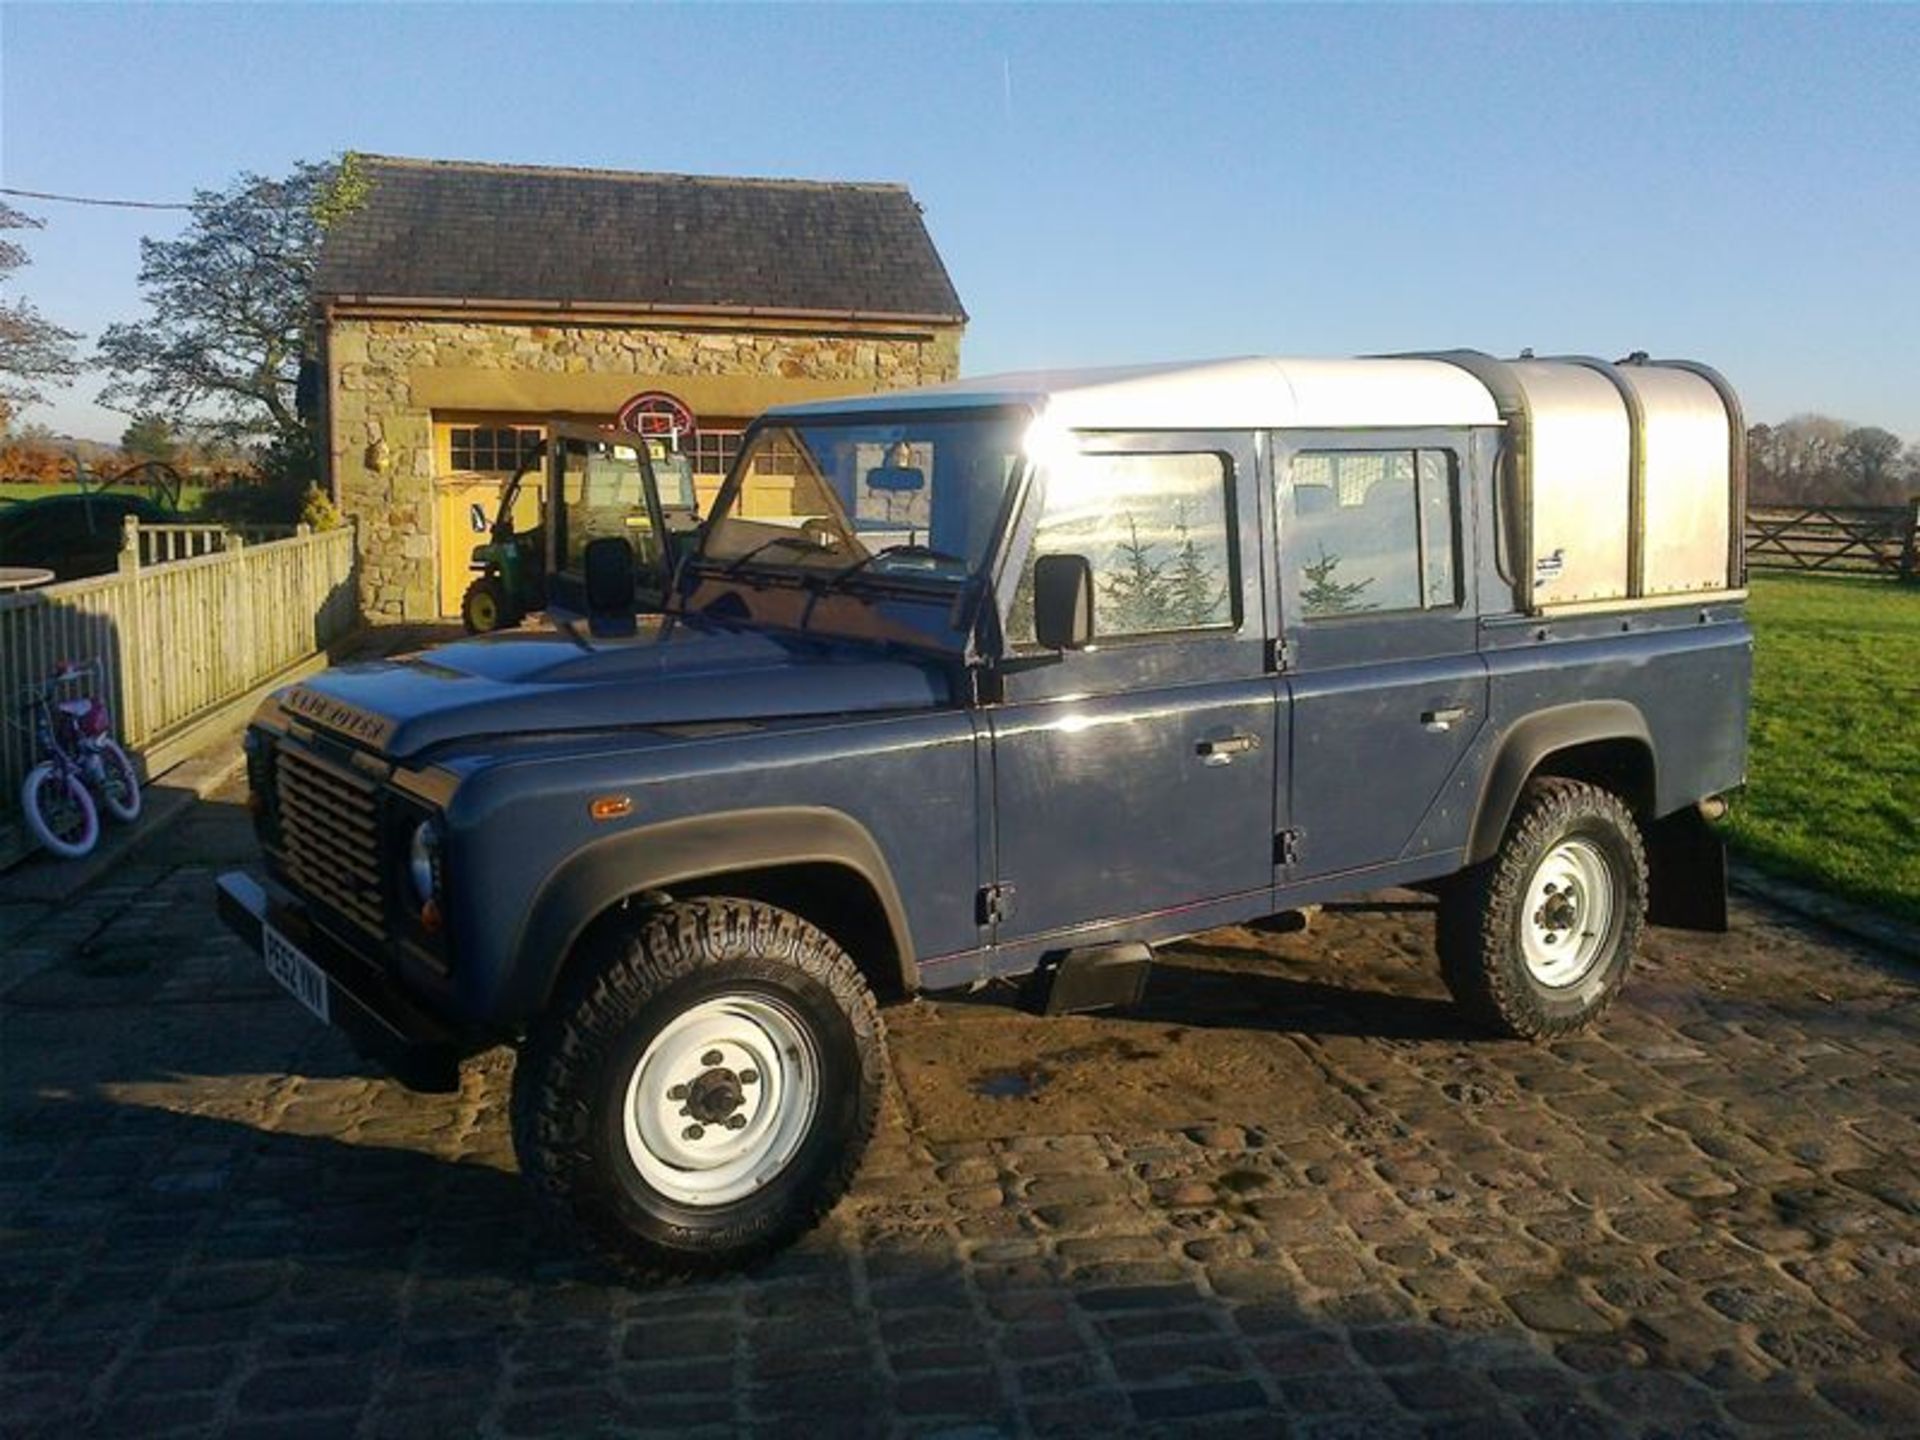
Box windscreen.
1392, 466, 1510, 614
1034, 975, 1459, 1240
698, 412, 1027, 588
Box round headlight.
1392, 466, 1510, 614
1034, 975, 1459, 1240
407, 820, 441, 904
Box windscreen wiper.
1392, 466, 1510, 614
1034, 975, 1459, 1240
818, 543, 967, 593
720, 533, 829, 576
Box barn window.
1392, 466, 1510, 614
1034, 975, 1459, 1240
449, 426, 542, 474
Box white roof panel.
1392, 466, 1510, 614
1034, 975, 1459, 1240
766, 356, 1502, 430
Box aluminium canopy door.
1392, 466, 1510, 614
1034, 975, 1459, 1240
1274, 430, 1489, 883
985, 430, 1279, 970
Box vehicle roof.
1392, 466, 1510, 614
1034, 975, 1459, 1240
763, 356, 1503, 430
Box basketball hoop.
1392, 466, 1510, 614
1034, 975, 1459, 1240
616, 391, 696, 446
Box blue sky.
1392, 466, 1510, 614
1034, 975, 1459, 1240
3, 3, 1916, 443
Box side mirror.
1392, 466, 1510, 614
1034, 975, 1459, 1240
583, 536, 636, 615
1033, 553, 1095, 650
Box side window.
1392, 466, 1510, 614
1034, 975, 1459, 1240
1290, 448, 1458, 619
1009, 450, 1236, 645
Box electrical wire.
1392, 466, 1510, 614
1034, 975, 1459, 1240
0, 186, 192, 211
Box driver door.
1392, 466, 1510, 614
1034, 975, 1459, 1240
985, 431, 1277, 968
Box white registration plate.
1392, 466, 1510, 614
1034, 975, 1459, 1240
264, 923, 331, 1024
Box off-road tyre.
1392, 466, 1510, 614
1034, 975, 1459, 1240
461, 576, 515, 634
511, 898, 886, 1282
1438, 777, 1647, 1040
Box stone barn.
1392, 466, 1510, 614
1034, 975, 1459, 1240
312, 155, 967, 619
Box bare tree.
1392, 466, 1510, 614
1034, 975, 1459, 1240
0, 203, 82, 430
1837, 426, 1904, 506
1744, 414, 1900, 506
94, 155, 365, 445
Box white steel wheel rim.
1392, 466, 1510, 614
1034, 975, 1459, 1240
621, 994, 820, 1207
1520, 838, 1616, 988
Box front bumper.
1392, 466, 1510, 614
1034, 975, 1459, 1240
216, 869, 465, 1092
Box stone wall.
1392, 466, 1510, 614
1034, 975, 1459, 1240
327, 316, 964, 620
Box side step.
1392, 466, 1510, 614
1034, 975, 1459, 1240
1025, 942, 1153, 1016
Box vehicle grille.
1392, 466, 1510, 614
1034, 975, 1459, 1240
274, 742, 384, 935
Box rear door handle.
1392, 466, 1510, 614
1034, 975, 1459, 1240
1196, 733, 1260, 765
1421, 705, 1469, 732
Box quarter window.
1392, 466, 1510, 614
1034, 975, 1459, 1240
1010, 450, 1236, 644
1290, 449, 1458, 619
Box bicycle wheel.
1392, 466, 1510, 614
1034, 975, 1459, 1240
23, 763, 99, 859
93, 740, 142, 823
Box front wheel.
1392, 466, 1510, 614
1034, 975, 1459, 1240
92, 739, 142, 823
22, 763, 100, 859
1439, 777, 1647, 1040
511, 898, 886, 1281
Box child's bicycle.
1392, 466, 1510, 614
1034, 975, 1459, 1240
14, 660, 142, 859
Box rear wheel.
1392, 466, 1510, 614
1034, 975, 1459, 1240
511, 898, 885, 1281
93, 739, 141, 823
1439, 778, 1646, 1039
22, 763, 99, 859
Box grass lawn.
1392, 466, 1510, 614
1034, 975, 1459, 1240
0, 481, 212, 511
1729, 572, 1920, 922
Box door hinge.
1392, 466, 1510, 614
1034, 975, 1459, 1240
1274, 829, 1303, 867
1271, 637, 1296, 672
978, 883, 1016, 926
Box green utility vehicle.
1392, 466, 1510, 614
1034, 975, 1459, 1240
461, 422, 702, 633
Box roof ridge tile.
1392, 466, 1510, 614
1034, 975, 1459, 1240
354, 153, 913, 195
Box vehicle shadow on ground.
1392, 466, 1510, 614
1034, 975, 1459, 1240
1142, 946, 1480, 1044
0, 1078, 1613, 1440
3, 965, 1906, 1434
930, 929, 1480, 1047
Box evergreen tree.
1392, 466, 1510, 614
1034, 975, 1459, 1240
1301, 544, 1373, 615
1101, 515, 1172, 632
1167, 506, 1227, 626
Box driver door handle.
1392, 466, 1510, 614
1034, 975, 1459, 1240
1196, 733, 1260, 765
1421, 705, 1469, 732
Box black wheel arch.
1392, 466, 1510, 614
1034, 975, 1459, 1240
506, 807, 917, 1023
1466, 701, 1657, 865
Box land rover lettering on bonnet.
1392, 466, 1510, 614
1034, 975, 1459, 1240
280, 687, 396, 748
217, 351, 1751, 1278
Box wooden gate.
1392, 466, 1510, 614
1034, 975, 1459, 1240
1745, 500, 1920, 581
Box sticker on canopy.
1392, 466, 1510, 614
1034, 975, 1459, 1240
1534, 548, 1566, 587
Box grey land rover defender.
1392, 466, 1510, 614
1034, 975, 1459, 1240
218, 352, 1750, 1277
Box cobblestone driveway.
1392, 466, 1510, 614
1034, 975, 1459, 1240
2, 780, 1916, 1438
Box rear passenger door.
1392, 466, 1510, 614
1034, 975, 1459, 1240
1275, 434, 1487, 880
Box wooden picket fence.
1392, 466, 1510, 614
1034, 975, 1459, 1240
1, 518, 360, 867
133, 521, 294, 567
1745, 500, 1920, 581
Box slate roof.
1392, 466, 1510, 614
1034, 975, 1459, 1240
315, 155, 966, 322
